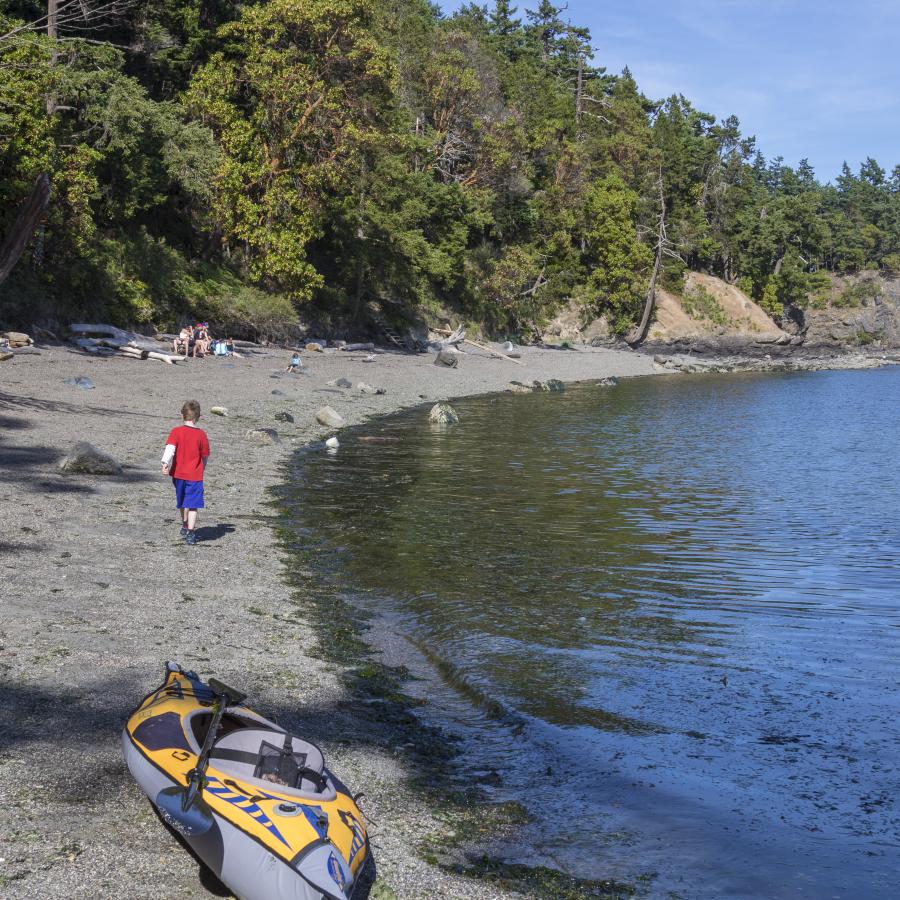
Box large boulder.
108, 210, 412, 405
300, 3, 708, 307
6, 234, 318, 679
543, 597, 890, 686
316, 406, 345, 428
59, 442, 122, 476
429, 402, 459, 425
245, 428, 280, 445
434, 348, 460, 368
2, 331, 32, 348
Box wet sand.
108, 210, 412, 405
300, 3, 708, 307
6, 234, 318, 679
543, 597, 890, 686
0, 341, 657, 899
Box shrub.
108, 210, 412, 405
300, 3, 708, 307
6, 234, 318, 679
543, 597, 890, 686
682, 284, 728, 325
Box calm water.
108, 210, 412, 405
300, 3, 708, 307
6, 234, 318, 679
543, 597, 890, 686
283, 369, 900, 898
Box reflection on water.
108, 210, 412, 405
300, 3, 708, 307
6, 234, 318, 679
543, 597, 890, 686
282, 369, 900, 898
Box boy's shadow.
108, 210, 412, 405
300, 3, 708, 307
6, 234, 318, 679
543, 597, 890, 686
195, 523, 236, 543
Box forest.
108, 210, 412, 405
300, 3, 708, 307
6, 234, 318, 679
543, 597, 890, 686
1, 0, 899, 340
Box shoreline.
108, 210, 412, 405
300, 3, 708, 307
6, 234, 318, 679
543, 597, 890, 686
1, 340, 895, 898
0, 340, 654, 899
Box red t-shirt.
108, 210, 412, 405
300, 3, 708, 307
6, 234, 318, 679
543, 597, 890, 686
166, 425, 210, 481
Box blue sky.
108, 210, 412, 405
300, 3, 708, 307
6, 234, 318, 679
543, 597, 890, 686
438, 0, 899, 183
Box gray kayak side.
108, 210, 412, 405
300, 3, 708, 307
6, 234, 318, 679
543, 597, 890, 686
121, 729, 346, 900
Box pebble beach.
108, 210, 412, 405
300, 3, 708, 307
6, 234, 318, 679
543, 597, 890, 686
0, 341, 657, 899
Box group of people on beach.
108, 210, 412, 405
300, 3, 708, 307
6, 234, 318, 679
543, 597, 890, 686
172, 323, 241, 359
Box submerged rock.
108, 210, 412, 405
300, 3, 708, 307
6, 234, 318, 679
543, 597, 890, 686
429, 402, 459, 425
59, 442, 122, 475
316, 406, 345, 428
507, 381, 533, 394
533, 379, 565, 392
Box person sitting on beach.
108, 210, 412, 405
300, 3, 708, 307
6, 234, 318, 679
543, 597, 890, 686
173, 327, 191, 357
285, 352, 302, 372
192, 323, 211, 358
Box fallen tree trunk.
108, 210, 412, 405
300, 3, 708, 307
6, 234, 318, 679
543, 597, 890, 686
341, 342, 376, 352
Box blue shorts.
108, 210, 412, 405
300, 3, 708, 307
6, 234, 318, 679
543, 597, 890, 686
173, 478, 204, 509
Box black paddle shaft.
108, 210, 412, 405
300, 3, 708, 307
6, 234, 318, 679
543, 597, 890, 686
182, 678, 247, 811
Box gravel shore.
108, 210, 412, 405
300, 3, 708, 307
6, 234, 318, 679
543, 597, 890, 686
0, 341, 657, 899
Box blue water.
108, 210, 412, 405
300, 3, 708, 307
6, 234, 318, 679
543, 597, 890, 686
283, 368, 900, 898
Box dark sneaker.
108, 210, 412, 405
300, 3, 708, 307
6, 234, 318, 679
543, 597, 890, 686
180, 524, 188, 537
185, 530, 198, 545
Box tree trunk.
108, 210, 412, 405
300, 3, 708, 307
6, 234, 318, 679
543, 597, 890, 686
0, 174, 52, 287
626, 175, 667, 347
46, 0, 58, 114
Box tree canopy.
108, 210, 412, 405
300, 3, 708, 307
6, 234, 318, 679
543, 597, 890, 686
1, 0, 897, 337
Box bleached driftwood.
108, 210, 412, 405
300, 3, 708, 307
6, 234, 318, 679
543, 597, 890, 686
434, 325, 522, 365
341, 342, 376, 352
71, 324, 178, 362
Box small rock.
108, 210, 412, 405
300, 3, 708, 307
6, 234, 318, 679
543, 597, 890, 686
327, 377, 353, 388
429, 402, 459, 425
653, 355, 668, 365
271, 389, 286, 396
274, 411, 294, 423
325, 436, 340, 449
0, 352, 13, 362
363, 354, 376, 362
245, 428, 280, 445
357, 382, 386, 395
507, 381, 533, 394
305, 342, 324, 352
64, 376, 94, 390
316, 406, 345, 428
434, 348, 460, 368
597, 376, 618, 387
210, 406, 228, 417
59, 442, 122, 476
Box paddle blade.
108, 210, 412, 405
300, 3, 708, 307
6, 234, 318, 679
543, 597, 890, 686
155, 786, 215, 837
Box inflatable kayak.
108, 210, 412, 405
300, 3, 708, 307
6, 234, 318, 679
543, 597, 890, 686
122, 662, 369, 900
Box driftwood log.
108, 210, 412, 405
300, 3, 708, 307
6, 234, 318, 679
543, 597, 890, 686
70, 325, 178, 363
434, 326, 522, 365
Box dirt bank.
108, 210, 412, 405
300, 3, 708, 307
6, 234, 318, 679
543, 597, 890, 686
0, 341, 656, 899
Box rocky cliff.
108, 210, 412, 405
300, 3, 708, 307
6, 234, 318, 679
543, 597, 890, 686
543, 271, 900, 354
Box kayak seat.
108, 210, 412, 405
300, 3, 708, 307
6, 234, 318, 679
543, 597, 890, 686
210, 728, 327, 794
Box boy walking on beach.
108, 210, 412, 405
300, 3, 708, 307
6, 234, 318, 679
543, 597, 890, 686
161, 400, 210, 545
